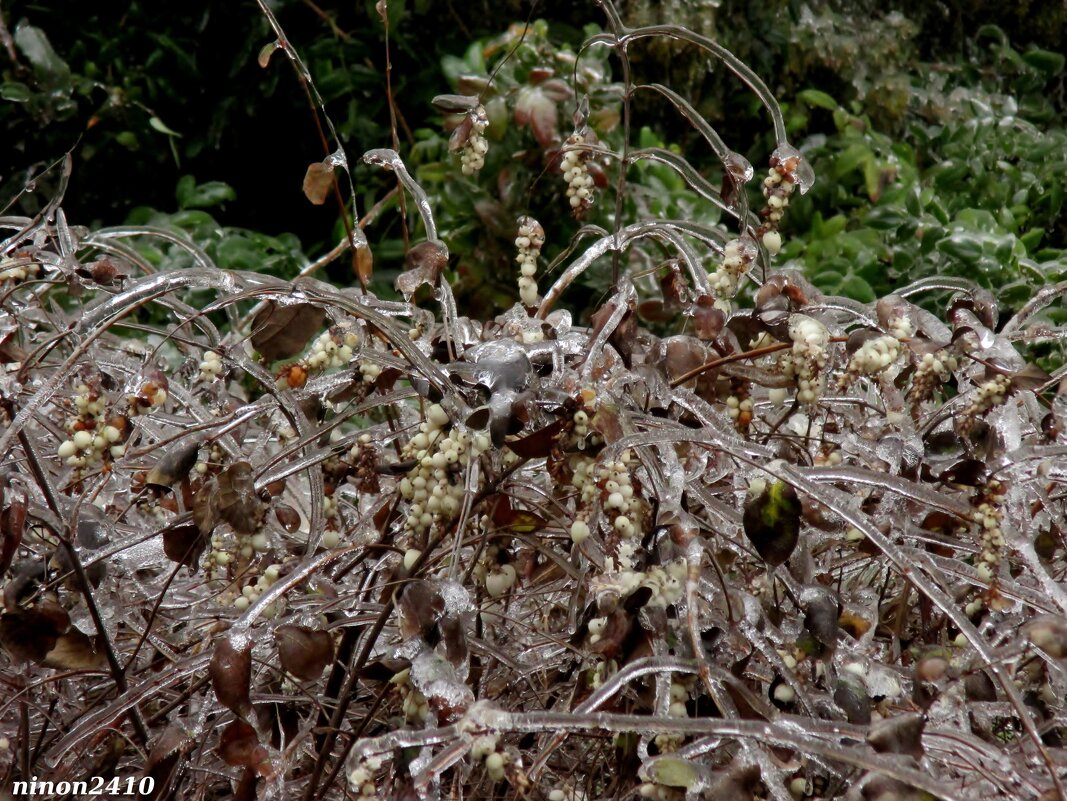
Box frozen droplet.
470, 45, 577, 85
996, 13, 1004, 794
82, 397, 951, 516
723, 151, 754, 184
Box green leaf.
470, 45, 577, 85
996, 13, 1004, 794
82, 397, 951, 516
833, 143, 871, 179
176, 177, 236, 210
939, 235, 983, 264
149, 116, 183, 137
0, 81, 31, 102
838, 274, 876, 303
798, 88, 838, 110
115, 131, 140, 150
1015, 227, 1041, 251
643, 757, 702, 789
863, 158, 882, 201
905, 190, 922, 217
13, 22, 71, 83
865, 205, 909, 231
1022, 48, 1065, 76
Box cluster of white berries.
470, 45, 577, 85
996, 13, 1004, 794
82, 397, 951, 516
561, 133, 595, 215
390, 668, 429, 723
725, 393, 754, 430
234, 563, 282, 612
515, 216, 545, 308
398, 404, 490, 538
908, 349, 957, 415
601, 452, 644, 566
322, 493, 339, 521
959, 374, 1011, 439
470, 733, 511, 783
347, 752, 384, 801
652, 680, 691, 753
459, 105, 490, 176
307, 326, 359, 371
359, 360, 382, 384
126, 380, 168, 416
762, 168, 796, 224
56, 383, 125, 469
786, 315, 831, 405
197, 351, 224, 383
206, 534, 233, 580
473, 544, 519, 598
837, 335, 901, 390
709, 236, 758, 299
972, 481, 1006, 586
0, 259, 39, 283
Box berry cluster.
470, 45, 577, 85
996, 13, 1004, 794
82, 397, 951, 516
709, 236, 758, 300
197, 350, 225, 383
470, 733, 513, 783
561, 133, 595, 217
347, 752, 384, 801
837, 334, 901, 390
601, 451, 645, 569
907, 349, 958, 415
0, 258, 39, 283
276, 325, 359, 389
126, 373, 168, 416
958, 373, 1011, 440
972, 481, 1007, 590
56, 382, 126, 469
473, 543, 519, 598
786, 314, 831, 405
233, 563, 283, 613
515, 216, 545, 308
397, 404, 491, 539
459, 104, 490, 176
652, 680, 692, 754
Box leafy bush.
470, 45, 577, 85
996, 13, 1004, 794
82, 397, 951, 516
2, 4, 1067, 801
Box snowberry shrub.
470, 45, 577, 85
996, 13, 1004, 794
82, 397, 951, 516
1, 3, 1066, 800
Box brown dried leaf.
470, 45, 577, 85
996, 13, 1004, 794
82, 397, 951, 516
431, 93, 480, 113
144, 724, 193, 799
355, 241, 373, 287
1011, 363, 1052, 392
692, 295, 725, 341
251, 302, 326, 362
867, 713, 925, 757
192, 481, 218, 537
398, 580, 445, 641
216, 462, 265, 536
275, 625, 335, 681
0, 601, 70, 663
146, 440, 200, 490
218, 719, 267, 769
44, 628, 108, 670
210, 636, 253, 719
274, 505, 301, 533
163, 521, 208, 569
1, 476, 26, 576
302, 161, 334, 206
664, 336, 707, 386
506, 419, 566, 459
